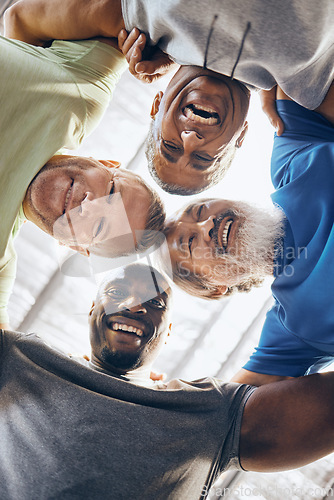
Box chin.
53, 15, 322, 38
101, 347, 142, 371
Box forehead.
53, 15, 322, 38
167, 199, 222, 224
100, 266, 170, 299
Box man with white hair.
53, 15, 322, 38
165, 86, 334, 383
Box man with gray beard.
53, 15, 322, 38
164, 199, 284, 299
164, 89, 334, 384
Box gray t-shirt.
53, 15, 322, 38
0, 330, 255, 499
122, 0, 334, 109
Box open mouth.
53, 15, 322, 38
217, 217, 234, 251
183, 104, 220, 125
63, 179, 74, 214
105, 316, 146, 338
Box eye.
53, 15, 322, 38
148, 297, 166, 309
195, 153, 214, 163
94, 218, 105, 239
107, 181, 115, 204
196, 204, 204, 221
188, 235, 195, 256
105, 288, 126, 298
162, 139, 182, 152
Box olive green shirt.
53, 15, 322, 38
0, 36, 127, 323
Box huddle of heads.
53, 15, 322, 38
27, 67, 283, 300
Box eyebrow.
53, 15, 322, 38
105, 279, 126, 287
184, 202, 197, 217
191, 162, 213, 171
160, 144, 214, 171
160, 147, 177, 164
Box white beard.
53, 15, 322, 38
211, 202, 285, 287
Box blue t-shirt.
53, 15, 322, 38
244, 100, 334, 377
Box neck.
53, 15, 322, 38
90, 358, 155, 388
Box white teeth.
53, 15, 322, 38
222, 220, 233, 248
111, 322, 143, 337
184, 105, 219, 125
194, 104, 216, 113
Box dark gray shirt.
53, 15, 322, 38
0, 331, 255, 499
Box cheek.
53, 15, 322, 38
85, 167, 111, 192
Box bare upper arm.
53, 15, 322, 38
239, 373, 334, 472
231, 368, 292, 386
4, 0, 125, 45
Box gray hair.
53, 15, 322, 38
90, 174, 165, 257
171, 263, 264, 300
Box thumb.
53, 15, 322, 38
136, 59, 171, 76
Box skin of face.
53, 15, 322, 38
22, 155, 152, 255
89, 265, 171, 374
165, 198, 267, 294
150, 66, 249, 192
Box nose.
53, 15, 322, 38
181, 130, 203, 152
196, 216, 215, 242
118, 296, 147, 314
80, 192, 95, 216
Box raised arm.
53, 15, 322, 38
240, 372, 334, 472
4, 0, 125, 46
278, 83, 334, 126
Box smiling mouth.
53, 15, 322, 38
184, 104, 220, 125
219, 218, 234, 251
63, 180, 74, 214
105, 316, 145, 338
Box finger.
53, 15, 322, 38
150, 371, 166, 381
262, 104, 284, 134
117, 29, 128, 50
135, 60, 164, 75
275, 118, 285, 136
127, 47, 144, 75
121, 28, 145, 55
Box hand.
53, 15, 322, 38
118, 28, 177, 83
259, 87, 285, 136
150, 370, 166, 382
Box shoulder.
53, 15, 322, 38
46, 39, 126, 77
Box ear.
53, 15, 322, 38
68, 245, 90, 257
150, 91, 164, 119
89, 301, 95, 317
98, 160, 121, 169
210, 285, 228, 298
165, 322, 172, 343
235, 121, 248, 148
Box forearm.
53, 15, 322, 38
4, 0, 125, 45
277, 83, 334, 125
314, 81, 334, 125
240, 372, 334, 472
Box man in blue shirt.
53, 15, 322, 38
165, 87, 334, 384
